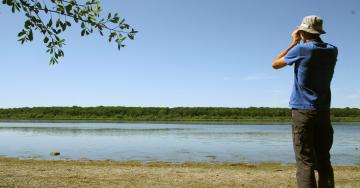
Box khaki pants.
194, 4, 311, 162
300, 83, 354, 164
292, 109, 334, 188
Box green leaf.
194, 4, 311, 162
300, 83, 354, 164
17, 30, 26, 37
5, 0, 12, 6
17, 37, 25, 44
35, 2, 41, 9
65, 4, 72, 14
110, 17, 119, 23
28, 29, 33, 41
61, 22, 66, 31
81, 22, 85, 29
24, 20, 31, 29
108, 32, 116, 42
120, 24, 130, 30
47, 19, 52, 27
43, 36, 49, 43
56, 19, 61, 27
128, 34, 134, 40
81, 29, 85, 36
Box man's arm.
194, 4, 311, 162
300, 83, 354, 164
272, 30, 300, 69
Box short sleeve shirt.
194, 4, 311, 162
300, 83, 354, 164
284, 41, 338, 110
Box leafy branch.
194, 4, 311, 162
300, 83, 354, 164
2, 0, 137, 64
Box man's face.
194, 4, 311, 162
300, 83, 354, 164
299, 31, 306, 42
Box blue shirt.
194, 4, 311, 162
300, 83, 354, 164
284, 41, 338, 110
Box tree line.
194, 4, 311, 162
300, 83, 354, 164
0, 106, 359, 122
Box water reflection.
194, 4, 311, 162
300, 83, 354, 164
0, 122, 359, 165
0, 127, 191, 136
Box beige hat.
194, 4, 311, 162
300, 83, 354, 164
297, 15, 326, 34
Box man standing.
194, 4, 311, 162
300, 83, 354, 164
272, 15, 338, 188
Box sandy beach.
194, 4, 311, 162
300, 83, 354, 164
0, 157, 359, 188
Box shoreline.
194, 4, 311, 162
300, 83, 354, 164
1, 119, 360, 125
2, 156, 360, 167
0, 119, 292, 125
1, 157, 359, 188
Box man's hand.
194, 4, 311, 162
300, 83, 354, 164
291, 29, 301, 44
272, 29, 300, 69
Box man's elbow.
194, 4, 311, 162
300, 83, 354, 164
272, 59, 287, 69
272, 62, 281, 69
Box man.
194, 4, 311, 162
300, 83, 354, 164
272, 15, 338, 188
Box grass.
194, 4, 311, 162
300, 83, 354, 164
1, 157, 359, 188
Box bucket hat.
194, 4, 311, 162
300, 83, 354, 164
297, 15, 326, 34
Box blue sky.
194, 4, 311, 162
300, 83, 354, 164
0, 0, 359, 108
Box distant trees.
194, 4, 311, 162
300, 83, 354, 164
2, 0, 137, 64
0, 106, 359, 122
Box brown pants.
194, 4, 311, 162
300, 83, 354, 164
292, 109, 334, 188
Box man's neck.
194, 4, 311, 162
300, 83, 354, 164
304, 38, 324, 43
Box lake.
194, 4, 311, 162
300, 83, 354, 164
0, 122, 359, 165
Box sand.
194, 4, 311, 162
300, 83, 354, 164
0, 157, 359, 188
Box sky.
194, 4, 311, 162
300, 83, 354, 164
0, 0, 359, 108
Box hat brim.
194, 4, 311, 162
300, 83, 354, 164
296, 26, 326, 34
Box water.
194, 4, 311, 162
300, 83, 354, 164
0, 122, 359, 165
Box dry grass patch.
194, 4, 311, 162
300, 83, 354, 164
0, 157, 359, 188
